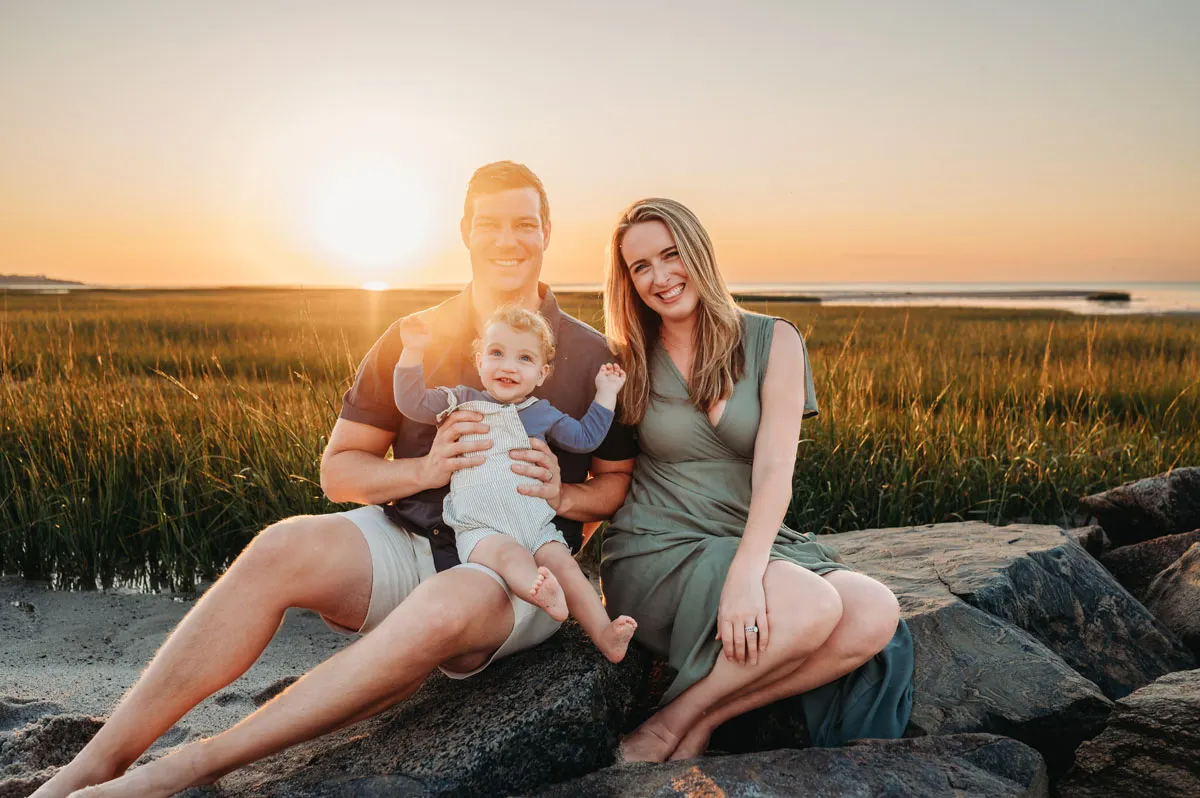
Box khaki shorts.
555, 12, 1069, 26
323, 505, 562, 679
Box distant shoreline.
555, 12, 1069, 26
5, 282, 1199, 316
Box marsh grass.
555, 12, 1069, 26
2, 288, 1198, 589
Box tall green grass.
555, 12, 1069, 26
2, 288, 1198, 589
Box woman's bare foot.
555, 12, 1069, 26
70, 745, 211, 798
529, 567, 568, 621
597, 616, 638, 664
31, 756, 125, 798
667, 722, 713, 761
617, 719, 681, 763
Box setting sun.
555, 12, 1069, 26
310, 162, 433, 282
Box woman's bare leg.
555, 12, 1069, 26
619, 561, 845, 763
72, 567, 516, 798
470, 534, 567, 621
667, 570, 901, 759
535, 542, 637, 663
33, 515, 374, 798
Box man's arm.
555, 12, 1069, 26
320, 414, 490, 505
511, 441, 634, 523
561, 455, 634, 523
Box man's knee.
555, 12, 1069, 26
380, 570, 513, 658
236, 514, 365, 592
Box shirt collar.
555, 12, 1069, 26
443, 281, 564, 342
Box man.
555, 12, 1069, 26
36, 161, 637, 797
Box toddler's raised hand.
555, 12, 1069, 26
595, 363, 627, 394
399, 315, 433, 352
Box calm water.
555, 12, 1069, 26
723, 282, 1200, 316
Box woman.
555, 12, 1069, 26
601, 198, 913, 762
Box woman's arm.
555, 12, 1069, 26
719, 320, 809, 664
737, 320, 809, 569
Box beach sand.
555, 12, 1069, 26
0, 576, 349, 745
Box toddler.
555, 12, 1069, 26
394, 305, 637, 663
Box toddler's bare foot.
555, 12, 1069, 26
529, 567, 568, 621
597, 615, 638, 664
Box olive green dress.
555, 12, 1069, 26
601, 311, 913, 746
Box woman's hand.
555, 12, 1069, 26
717, 561, 770, 665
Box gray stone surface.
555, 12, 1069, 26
1144, 543, 1200, 656
714, 522, 1193, 774
1067, 525, 1111, 558
530, 734, 1048, 798
1058, 669, 1200, 798
212, 623, 653, 798
845, 522, 1193, 699
5, 521, 1196, 796
1100, 529, 1200, 600
1079, 467, 1200, 546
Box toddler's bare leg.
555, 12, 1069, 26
534, 542, 637, 663
469, 534, 567, 621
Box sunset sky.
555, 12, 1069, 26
1, 1, 1197, 288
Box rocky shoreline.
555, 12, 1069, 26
3, 467, 1200, 797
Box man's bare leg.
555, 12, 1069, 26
534, 542, 636, 663
468, 534, 567, 621
33, 514, 375, 798
73, 568, 516, 798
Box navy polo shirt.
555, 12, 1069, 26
339, 283, 639, 572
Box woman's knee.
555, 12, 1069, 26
825, 572, 902, 663
763, 563, 844, 658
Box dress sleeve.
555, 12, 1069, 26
393, 363, 454, 426
756, 314, 819, 419
545, 401, 616, 454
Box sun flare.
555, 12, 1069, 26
310, 162, 433, 280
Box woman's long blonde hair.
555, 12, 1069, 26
604, 198, 744, 426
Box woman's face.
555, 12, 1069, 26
621, 220, 700, 324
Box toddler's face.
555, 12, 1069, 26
475, 322, 550, 403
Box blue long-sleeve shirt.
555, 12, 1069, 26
394, 363, 614, 454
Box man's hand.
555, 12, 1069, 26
511, 438, 563, 511
418, 409, 490, 490
399, 315, 434, 352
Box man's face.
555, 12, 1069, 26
462, 187, 550, 295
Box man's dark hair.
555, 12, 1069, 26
463, 161, 550, 230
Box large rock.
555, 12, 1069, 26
530, 734, 1048, 798
1058, 669, 1200, 798
850, 522, 1192, 700
712, 522, 1193, 774
1099, 529, 1200, 600
1143, 543, 1200, 656
1079, 467, 1200, 546
1067, 525, 1111, 558
212, 623, 652, 798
